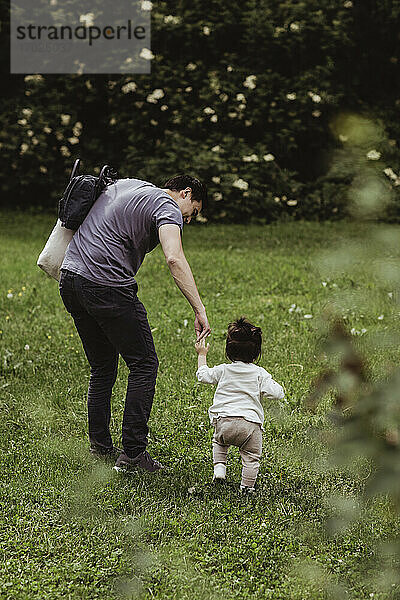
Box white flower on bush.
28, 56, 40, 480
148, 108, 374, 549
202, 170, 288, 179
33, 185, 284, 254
228, 112, 237, 118
311, 94, 322, 103
24, 75, 43, 83
109, 117, 117, 125
233, 179, 249, 191
80, 13, 95, 27
286, 92, 296, 100
219, 93, 228, 102
141, 1, 152, 10
312, 110, 321, 118
22, 108, 32, 118
287, 199, 298, 206
226, 65, 233, 72
20, 143, 29, 155
185, 86, 192, 92
160, 105, 168, 111
243, 75, 257, 90
40, 165, 47, 173
344, 0, 353, 7
68, 137, 79, 145
147, 89, 164, 103
60, 145, 71, 157
384, 167, 398, 181
289, 22, 300, 32
18, 119, 27, 126
211, 145, 221, 152
203, 107, 215, 115
210, 115, 218, 123
203, 26, 211, 35
27, 130, 34, 137
263, 153, 275, 162
367, 150, 381, 160
242, 154, 259, 162
61, 114, 71, 126
164, 15, 181, 25
236, 93, 246, 102
140, 48, 154, 60
152, 88, 164, 100
238, 103, 246, 111
73, 122, 83, 137
274, 26, 285, 37
122, 81, 137, 94
384, 167, 395, 178
212, 176, 220, 184
186, 62, 197, 71
214, 192, 223, 201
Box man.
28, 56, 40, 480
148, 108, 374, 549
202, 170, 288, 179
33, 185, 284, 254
59, 174, 210, 473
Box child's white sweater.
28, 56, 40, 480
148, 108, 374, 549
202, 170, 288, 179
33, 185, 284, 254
196, 361, 284, 425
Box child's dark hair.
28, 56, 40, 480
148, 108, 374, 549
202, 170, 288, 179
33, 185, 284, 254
225, 317, 262, 363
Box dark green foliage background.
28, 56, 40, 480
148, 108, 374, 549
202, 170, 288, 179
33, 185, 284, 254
1, 0, 400, 221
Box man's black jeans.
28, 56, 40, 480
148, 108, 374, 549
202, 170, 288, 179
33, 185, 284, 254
59, 270, 159, 458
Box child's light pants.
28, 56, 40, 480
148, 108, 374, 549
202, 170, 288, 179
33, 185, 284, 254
212, 416, 263, 488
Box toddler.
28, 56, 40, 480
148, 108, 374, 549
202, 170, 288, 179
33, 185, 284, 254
195, 317, 284, 493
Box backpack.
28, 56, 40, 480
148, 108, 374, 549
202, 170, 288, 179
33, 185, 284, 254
58, 159, 118, 231
37, 159, 118, 281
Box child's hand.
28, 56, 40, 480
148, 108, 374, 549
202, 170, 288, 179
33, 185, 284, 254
195, 338, 210, 356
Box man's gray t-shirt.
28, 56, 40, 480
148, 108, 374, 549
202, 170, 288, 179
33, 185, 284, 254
61, 178, 183, 286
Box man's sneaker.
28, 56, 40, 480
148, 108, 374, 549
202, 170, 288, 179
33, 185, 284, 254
240, 485, 256, 495
113, 451, 164, 474
90, 444, 122, 461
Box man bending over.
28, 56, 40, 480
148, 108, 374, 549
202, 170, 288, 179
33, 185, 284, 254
59, 174, 211, 473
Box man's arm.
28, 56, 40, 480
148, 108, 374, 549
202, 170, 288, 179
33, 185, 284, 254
159, 224, 211, 340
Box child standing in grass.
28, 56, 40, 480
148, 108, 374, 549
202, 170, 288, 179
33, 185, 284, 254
195, 317, 284, 494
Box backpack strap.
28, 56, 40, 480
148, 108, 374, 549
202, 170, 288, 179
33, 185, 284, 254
70, 158, 81, 180
95, 164, 118, 197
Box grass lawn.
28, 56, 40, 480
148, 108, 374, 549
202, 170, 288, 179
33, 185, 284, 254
1, 212, 399, 599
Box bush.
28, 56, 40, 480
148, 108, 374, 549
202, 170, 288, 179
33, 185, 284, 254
1, 0, 400, 221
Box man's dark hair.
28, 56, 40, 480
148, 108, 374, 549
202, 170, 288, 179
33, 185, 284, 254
164, 174, 208, 208
225, 317, 262, 363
